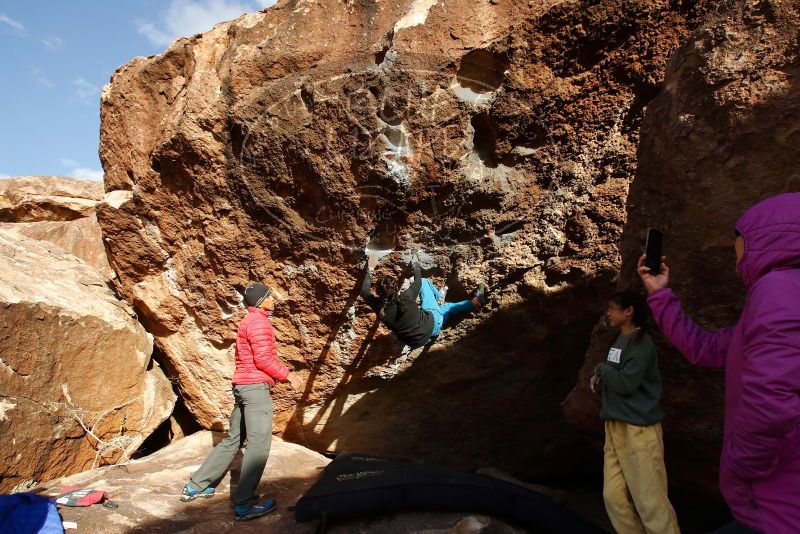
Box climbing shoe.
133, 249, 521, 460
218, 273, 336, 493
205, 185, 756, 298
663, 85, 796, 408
437, 285, 448, 305
234, 499, 277, 521
180, 482, 214, 502
475, 283, 488, 306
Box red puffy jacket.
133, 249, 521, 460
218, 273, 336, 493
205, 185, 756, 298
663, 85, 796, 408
231, 307, 290, 386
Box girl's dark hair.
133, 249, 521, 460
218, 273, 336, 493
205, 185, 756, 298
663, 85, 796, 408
376, 275, 402, 318
610, 290, 649, 340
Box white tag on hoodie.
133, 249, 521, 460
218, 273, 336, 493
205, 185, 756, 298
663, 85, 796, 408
607, 347, 622, 364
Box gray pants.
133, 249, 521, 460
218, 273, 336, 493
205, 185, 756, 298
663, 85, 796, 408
190, 383, 273, 507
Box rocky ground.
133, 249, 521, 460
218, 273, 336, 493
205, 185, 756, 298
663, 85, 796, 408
34, 431, 549, 534
31, 429, 737, 532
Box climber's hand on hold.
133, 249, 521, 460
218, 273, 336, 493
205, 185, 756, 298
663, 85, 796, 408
367, 253, 380, 271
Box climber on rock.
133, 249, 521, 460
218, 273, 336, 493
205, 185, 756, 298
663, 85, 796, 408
360, 249, 487, 348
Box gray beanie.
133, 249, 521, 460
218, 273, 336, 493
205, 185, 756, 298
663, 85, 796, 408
244, 283, 270, 307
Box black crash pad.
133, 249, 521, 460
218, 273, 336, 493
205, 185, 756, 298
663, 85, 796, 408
294, 453, 603, 533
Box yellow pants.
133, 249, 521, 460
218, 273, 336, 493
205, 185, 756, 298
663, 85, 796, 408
603, 420, 681, 534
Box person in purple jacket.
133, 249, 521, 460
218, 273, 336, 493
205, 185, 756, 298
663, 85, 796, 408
637, 192, 800, 534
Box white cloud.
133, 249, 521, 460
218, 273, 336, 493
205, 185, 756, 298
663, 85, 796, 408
69, 167, 104, 181
42, 36, 63, 50
0, 13, 25, 32
136, 0, 273, 46
0, 173, 10, 179
135, 22, 172, 47
60, 159, 103, 181
60, 158, 80, 168
32, 67, 55, 88
72, 77, 100, 105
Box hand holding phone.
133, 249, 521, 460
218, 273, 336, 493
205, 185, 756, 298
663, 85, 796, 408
644, 228, 663, 274
638, 254, 670, 293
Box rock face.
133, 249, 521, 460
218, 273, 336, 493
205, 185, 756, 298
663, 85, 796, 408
563, 0, 800, 496
0, 176, 112, 277
0, 176, 103, 222
8, 217, 113, 278
97, 0, 709, 477
34, 431, 530, 534
0, 228, 175, 492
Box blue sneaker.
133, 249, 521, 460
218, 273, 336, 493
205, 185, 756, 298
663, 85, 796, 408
234, 499, 276, 521
180, 482, 214, 502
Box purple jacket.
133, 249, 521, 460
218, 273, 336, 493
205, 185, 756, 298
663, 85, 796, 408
648, 193, 800, 533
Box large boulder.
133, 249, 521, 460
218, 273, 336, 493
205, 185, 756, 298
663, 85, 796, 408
0, 176, 102, 222
7, 216, 113, 278
563, 0, 800, 496
97, 0, 708, 476
0, 176, 112, 278
0, 228, 175, 492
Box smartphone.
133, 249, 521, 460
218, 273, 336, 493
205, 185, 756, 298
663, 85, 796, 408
645, 228, 664, 274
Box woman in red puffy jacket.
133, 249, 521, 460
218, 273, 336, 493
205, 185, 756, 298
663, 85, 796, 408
180, 282, 303, 522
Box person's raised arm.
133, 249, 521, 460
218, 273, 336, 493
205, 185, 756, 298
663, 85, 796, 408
403, 260, 422, 299
638, 254, 733, 369
360, 261, 381, 311
360, 267, 373, 299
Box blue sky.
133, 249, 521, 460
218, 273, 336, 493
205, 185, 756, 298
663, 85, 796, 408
0, 0, 275, 181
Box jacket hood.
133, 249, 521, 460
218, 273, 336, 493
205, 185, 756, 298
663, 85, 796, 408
735, 192, 800, 290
